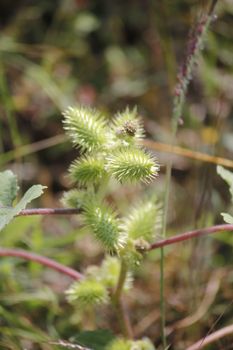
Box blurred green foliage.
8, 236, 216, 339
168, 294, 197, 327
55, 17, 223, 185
0, 1, 233, 349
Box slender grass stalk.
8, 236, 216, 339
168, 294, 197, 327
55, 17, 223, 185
2, 134, 233, 169
142, 140, 233, 169
159, 2, 218, 347
160, 145, 174, 348
159, 246, 166, 347
0, 134, 67, 166
0, 60, 22, 150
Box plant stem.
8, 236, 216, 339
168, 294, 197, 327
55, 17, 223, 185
0, 248, 83, 280
112, 260, 133, 339
0, 60, 22, 150
209, 0, 219, 15
2, 133, 233, 168
158, 4, 217, 346
113, 259, 128, 302
114, 298, 133, 339
0, 134, 67, 166
0, 225, 229, 284
16, 208, 81, 216
15, 208, 233, 249
160, 156, 173, 349
186, 324, 233, 350
148, 224, 233, 251
160, 246, 166, 347
142, 140, 233, 169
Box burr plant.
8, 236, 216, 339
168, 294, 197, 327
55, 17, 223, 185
62, 105, 161, 346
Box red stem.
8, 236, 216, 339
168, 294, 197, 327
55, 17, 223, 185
16, 209, 233, 250
148, 224, 233, 251
0, 248, 83, 280
17, 208, 81, 216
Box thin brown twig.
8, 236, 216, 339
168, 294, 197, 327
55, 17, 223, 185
195, 299, 233, 350
166, 269, 224, 335
142, 140, 233, 169
208, 0, 219, 15
0, 134, 67, 165
186, 323, 233, 350
0, 248, 83, 280
2, 134, 233, 169
134, 309, 160, 337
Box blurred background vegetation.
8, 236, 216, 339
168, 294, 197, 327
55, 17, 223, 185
0, 0, 233, 349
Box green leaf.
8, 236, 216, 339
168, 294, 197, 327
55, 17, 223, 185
0, 170, 19, 206
0, 185, 46, 231
217, 165, 233, 202
221, 212, 233, 224
73, 330, 115, 350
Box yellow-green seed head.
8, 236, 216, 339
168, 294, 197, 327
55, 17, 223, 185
66, 279, 109, 307
63, 106, 108, 153
107, 148, 159, 184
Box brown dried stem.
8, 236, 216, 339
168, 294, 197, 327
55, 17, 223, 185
186, 323, 233, 350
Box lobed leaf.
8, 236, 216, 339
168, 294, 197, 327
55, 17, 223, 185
73, 330, 115, 350
217, 165, 233, 202
221, 213, 233, 224
0, 185, 46, 231
0, 170, 19, 206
